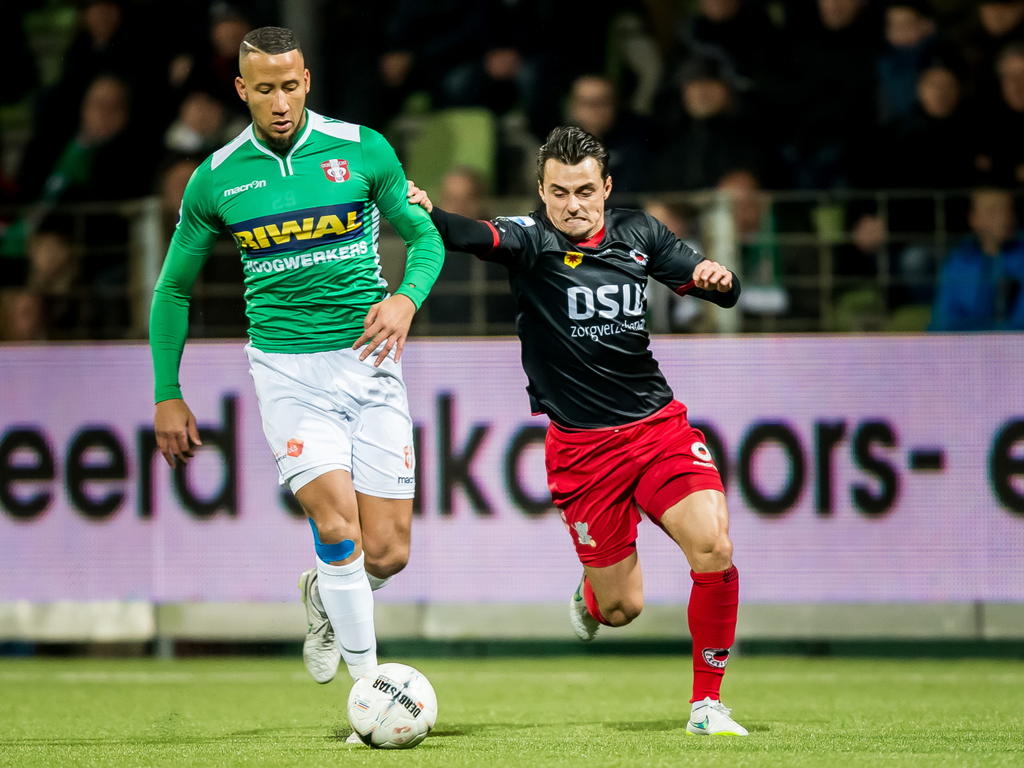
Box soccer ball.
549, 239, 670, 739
347, 663, 438, 748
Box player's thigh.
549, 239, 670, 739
357, 492, 412, 573
584, 551, 644, 618
659, 489, 733, 571
349, 365, 416, 499
295, 468, 362, 551
246, 346, 355, 486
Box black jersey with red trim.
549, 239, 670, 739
471, 208, 739, 429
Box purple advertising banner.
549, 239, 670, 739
1, 337, 1022, 604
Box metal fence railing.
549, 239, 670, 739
0, 188, 1013, 341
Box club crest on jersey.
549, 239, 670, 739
320, 158, 350, 183
573, 522, 597, 547
564, 251, 584, 268
630, 249, 649, 265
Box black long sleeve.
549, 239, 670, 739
429, 207, 496, 256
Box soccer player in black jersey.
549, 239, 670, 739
408, 126, 747, 736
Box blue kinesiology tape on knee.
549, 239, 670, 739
308, 518, 356, 562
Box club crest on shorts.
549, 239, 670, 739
702, 647, 730, 669
573, 521, 597, 547
320, 158, 350, 183
286, 438, 304, 457
564, 251, 584, 268
403, 445, 414, 470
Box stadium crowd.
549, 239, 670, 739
2, 0, 1024, 339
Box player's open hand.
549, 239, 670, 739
354, 293, 417, 366
406, 180, 434, 213
693, 260, 733, 292
154, 398, 202, 468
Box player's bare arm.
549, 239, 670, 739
693, 259, 734, 292
353, 293, 418, 366
154, 398, 202, 468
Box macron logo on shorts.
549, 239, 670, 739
287, 438, 304, 457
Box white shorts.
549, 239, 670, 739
245, 344, 416, 498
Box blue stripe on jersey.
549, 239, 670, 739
229, 202, 366, 258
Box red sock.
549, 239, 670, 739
582, 576, 612, 626
688, 565, 739, 702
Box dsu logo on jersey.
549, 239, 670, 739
567, 284, 645, 320
229, 202, 365, 257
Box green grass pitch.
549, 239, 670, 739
1, 655, 1022, 767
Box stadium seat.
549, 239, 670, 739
832, 287, 886, 332
885, 304, 932, 332
403, 108, 496, 198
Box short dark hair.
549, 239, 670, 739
537, 126, 609, 182
239, 26, 300, 59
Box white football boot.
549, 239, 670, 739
298, 569, 341, 684
686, 697, 749, 736
345, 732, 364, 745
568, 577, 600, 642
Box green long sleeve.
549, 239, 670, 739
362, 127, 444, 308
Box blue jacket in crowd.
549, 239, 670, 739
930, 234, 1024, 331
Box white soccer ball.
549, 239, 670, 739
347, 663, 438, 749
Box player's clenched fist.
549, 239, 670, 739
154, 398, 202, 468
693, 260, 733, 292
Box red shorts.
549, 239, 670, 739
545, 400, 725, 567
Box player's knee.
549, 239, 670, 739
307, 516, 361, 564
602, 595, 644, 627
364, 541, 409, 579
691, 533, 733, 572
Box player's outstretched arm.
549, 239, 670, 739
407, 180, 498, 256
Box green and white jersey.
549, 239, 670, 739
150, 110, 443, 402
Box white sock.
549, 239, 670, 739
316, 553, 377, 680
365, 571, 392, 591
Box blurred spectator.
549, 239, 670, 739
773, 0, 881, 188
378, 0, 614, 136
566, 75, 652, 195
931, 188, 1024, 330
717, 170, 789, 320
4, 74, 154, 258
0, 290, 46, 342
158, 156, 201, 231
438, 166, 488, 218
176, 6, 253, 118
643, 198, 706, 331
377, 1, 489, 124
961, 0, 1024, 104
164, 89, 246, 156
654, 54, 762, 191
880, 61, 978, 189
878, 0, 940, 122
16, 1, 152, 201
672, 0, 777, 85
976, 42, 1024, 186
23, 223, 88, 338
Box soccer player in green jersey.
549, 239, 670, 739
149, 27, 444, 711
